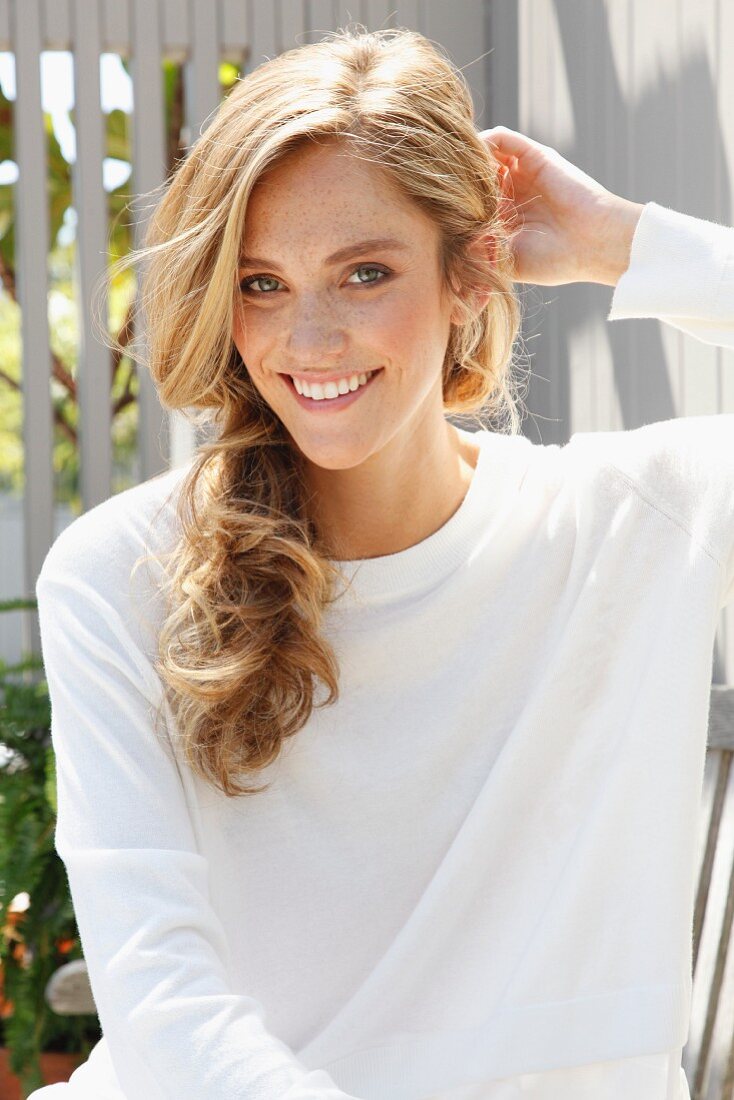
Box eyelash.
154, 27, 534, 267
238, 263, 391, 295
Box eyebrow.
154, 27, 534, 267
239, 236, 411, 270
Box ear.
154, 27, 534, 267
449, 231, 496, 324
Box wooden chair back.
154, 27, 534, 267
683, 684, 734, 1099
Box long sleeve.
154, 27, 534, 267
601, 200, 734, 609
607, 200, 734, 349
35, 530, 362, 1100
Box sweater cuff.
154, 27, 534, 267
606, 200, 734, 323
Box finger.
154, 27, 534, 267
480, 125, 538, 157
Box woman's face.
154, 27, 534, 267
232, 139, 462, 472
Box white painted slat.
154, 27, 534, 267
686, 750, 729, 1082
170, 0, 222, 465
0, 0, 9, 47
71, 0, 113, 510
597, 0, 630, 433
101, 0, 132, 56
677, 0, 719, 421
363, 0, 393, 31
696, 758, 734, 1098
704, 828, 734, 1099
423, 0, 486, 127
719, 0, 734, 707
277, 0, 306, 54
335, 1, 361, 31
220, 0, 249, 61
11, 0, 54, 646
161, 0, 189, 60
394, 0, 422, 33
485, 0, 518, 129
307, 0, 336, 40
628, 0, 678, 425
249, 0, 278, 69
40, 0, 71, 50
517, 0, 561, 447
552, 0, 593, 436
130, 0, 171, 477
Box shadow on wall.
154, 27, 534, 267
517, 0, 730, 678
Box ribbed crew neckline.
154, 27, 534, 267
328, 427, 532, 607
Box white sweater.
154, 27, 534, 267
30, 201, 734, 1100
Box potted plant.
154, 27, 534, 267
0, 597, 101, 1098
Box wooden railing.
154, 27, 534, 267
684, 685, 734, 1098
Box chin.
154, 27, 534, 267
287, 433, 376, 472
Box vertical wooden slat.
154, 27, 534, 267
597, 0, 629, 433
394, 0, 421, 33
363, 0, 392, 30
101, 0, 132, 56
335, 1, 360, 31
704, 823, 734, 1099
628, 0, 678, 432
485, 0, 519, 131
0, 0, 10, 46
129, 0, 171, 477
720, 0, 734, 686
12, 0, 54, 650
41, 0, 71, 49
686, 751, 731, 1082
516, 0, 560, 446
249, 0, 278, 69
422, 0, 486, 127
552, 1, 594, 439
693, 754, 734, 1098
71, 0, 113, 511
161, 0, 189, 59
164, 0, 222, 465
677, 0, 719, 421
278, 0, 306, 53
307, 0, 337, 40
220, 0, 249, 60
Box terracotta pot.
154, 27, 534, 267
0, 1045, 83, 1098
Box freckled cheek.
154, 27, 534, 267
231, 311, 276, 380
373, 294, 446, 373
357, 297, 424, 363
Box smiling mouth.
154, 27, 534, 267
281, 368, 383, 409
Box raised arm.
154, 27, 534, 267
606, 201, 734, 349
481, 125, 734, 350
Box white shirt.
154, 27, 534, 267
30, 201, 734, 1099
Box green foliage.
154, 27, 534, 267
0, 602, 101, 1094
0, 54, 190, 511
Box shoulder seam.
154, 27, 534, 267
606, 460, 727, 573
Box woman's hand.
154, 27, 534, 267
480, 125, 645, 288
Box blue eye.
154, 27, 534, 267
239, 258, 393, 290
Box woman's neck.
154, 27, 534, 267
305, 422, 480, 562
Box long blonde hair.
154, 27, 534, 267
100, 26, 525, 797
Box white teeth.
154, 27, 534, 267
293, 371, 374, 401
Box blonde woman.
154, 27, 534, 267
31, 26, 733, 1100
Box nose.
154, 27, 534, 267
285, 295, 348, 366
